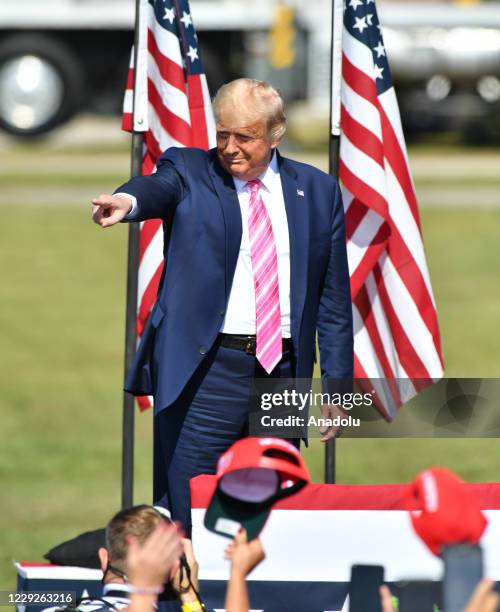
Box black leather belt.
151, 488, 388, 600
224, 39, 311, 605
218, 334, 293, 356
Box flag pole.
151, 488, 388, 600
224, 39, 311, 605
121, 0, 144, 509
325, 0, 343, 485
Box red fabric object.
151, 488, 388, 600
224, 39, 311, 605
405, 467, 488, 556
216, 437, 310, 486
191, 477, 500, 511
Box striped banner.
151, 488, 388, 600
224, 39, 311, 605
191, 475, 500, 611
334, 0, 444, 417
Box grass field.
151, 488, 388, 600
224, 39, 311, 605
1, 130, 500, 591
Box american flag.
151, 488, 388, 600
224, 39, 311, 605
335, 0, 444, 416
122, 0, 215, 409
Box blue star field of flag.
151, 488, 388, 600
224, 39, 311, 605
344, 0, 392, 95
149, 0, 205, 74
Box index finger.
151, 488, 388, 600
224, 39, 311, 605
320, 426, 344, 442
181, 538, 195, 561
91, 194, 114, 206
234, 528, 248, 545
320, 404, 332, 418
379, 585, 395, 612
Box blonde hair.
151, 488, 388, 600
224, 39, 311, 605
213, 78, 286, 141
105, 505, 168, 573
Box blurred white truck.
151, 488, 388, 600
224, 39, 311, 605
1, 0, 500, 140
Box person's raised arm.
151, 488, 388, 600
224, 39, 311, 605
224, 530, 265, 612
91, 147, 188, 228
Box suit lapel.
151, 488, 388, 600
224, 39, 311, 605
207, 150, 242, 300
278, 152, 309, 341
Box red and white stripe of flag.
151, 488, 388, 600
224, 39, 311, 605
332, 0, 444, 417
123, 0, 215, 410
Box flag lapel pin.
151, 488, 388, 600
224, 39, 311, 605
297, 189, 305, 197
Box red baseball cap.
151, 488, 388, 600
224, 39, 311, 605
204, 437, 310, 540
405, 467, 487, 556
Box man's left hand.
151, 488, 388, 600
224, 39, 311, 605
319, 404, 347, 443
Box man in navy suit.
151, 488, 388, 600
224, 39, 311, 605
92, 79, 353, 533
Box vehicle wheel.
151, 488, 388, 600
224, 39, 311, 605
0, 34, 83, 138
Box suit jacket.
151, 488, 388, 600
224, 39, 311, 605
121, 147, 353, 413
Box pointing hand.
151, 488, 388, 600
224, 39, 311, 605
91, 194, 133, 227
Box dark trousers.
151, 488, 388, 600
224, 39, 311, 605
153, 336, 296, 535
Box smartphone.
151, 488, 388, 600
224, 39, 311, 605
349, 564, 384, 612
442, 544, 483, 612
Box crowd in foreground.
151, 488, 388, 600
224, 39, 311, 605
40, 438, 498, 612
42, 502, 500, 612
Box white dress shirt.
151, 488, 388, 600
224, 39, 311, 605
221, 151, 291, 337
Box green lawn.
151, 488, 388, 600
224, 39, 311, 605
1, 156, 500, 590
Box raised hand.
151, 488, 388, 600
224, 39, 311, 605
224, 529, 265, 577
91, 194, 133, 228
379, 585, 396, 612
465, 579, 500, 612
224, 529, 266, 612
170, 538, 200, 602
126, 521, 182, 589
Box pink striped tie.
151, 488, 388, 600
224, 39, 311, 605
247, 179, 282, 373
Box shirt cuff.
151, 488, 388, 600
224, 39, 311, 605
114, 192, 137, 218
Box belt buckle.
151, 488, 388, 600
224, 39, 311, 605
245, 337, 256, 356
